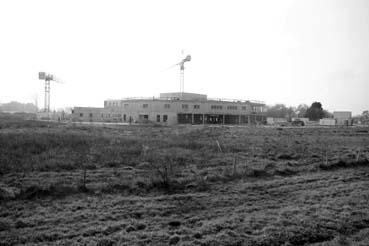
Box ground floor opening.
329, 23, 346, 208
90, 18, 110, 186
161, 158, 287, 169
177, 113, 265, 125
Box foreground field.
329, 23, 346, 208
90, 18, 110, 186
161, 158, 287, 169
1, 120, 369, 245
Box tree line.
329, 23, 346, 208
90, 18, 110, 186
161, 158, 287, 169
265, 102, 332, 121
0, 101, 38, 113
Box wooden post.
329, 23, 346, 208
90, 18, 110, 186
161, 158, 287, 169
232, 155, 237, 176
216, 140, 222, 152
356, 149, 361, 162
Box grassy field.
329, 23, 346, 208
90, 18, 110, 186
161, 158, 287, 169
1, 117, 369, 245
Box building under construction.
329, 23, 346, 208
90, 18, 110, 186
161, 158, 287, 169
71, 92, 266, 125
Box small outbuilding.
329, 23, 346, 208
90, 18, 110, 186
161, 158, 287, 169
319, 118, 336, 126
333, 111, 352, 126
266, 117, 288, 125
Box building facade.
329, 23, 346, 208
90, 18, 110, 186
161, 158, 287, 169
72, 92, 266, 125
333, 111, 353, 126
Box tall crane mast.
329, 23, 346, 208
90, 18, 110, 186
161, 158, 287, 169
38, 72, 63, 114
177, 55, 191, 94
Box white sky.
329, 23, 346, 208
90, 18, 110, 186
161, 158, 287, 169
0, 0, 368, 114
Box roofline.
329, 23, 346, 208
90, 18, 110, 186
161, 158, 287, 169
105, 97, 265, 105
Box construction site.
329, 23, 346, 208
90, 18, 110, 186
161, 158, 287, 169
68, 55, 266, 125
71, 92, 266, 125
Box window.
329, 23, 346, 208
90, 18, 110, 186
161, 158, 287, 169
164, 104, 170, 109
101, 113, 104, 118
123, 114, 126, 122
89, 113, 93, 117
143, 104, 148, 108
124, 104, 129, 108
211, 105, 222, 110
163, 115, 168, 122
242, 106, 247, 110
182, 104, 188, 109
157, 115, 160, 122
72, 110, 74, 114
194, 105, 200, 109
80, 113, 83, 117
227, 106, 237, 110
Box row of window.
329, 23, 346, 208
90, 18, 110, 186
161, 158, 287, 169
79, 113, 123, 118
211, 105, 249, 110
227, 106, 238, 110
105, 101, 120, 107
211, 105, 222, 110
79, 113, 169, 123
106, 102, 255, 111
156, 114, 168, 123
139, 114, 168, 123
105, 102, 131, 107
79, 106, 257, 119
105, 101, 262, 111
142, 104, 201, 109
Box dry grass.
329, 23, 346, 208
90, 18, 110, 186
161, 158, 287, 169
1, 116, 369, 245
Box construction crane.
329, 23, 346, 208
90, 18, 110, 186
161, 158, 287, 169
163, 54, 192, 95
38, 72, 63, 114
172, 54, 191, 94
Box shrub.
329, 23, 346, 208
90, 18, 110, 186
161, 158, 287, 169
143, 149, 188, 191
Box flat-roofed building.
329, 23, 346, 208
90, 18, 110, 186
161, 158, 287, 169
333, 111, 352, 126
72, 92, 266, 125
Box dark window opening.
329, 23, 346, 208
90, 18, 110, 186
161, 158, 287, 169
80, 113, 83, 117
157, 115, 160, 122
163, 115, 168, 122
227, 106, 237, 110
211, 105, 222, 110
178, 114, 192, 124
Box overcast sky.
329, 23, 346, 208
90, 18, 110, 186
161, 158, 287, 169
0, 0, 368, 114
